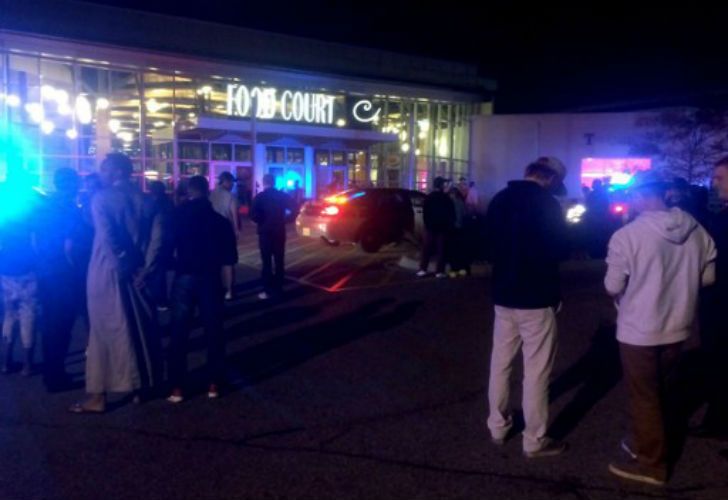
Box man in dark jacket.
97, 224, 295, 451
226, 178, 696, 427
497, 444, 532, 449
417, 176, 455, 278
692, 157, 728, 438
485, 160, 570, 458
167, 176, 237, 403
251, 174, 297, 300
37, 168, 86, 391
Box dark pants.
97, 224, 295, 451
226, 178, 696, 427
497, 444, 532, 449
420, 230, 447, 273
259, 231, 285, 295
168, 273, 226, 389
146, 269, 169, 309
620, 341, 683, 481
40, 269, 81, 388
699, 287, 728, 428
448, 228, 471, 273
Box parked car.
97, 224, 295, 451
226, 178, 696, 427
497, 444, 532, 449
295, 188, 425, 253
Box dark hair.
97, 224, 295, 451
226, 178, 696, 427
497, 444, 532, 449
187, 175, 209, 197
524, 162, 557, 181
634, 182, 669, 199
673, 177, 690, 190
53, 167, 80, 194
149, 180, 166, 197
716, 156, 728, 169
218, 171, 235, 183
101, 152, 133, 179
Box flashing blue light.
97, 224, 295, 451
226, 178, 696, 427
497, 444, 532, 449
0, 123, 41, 224
611, 172, 633, 186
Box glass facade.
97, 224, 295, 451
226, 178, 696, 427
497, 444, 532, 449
1, 46, 480, 196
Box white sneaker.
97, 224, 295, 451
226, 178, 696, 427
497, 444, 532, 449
415, 270, 427, 277
225, 291, 233, 301
258, 292, 270, 300
435, 272, 447, 279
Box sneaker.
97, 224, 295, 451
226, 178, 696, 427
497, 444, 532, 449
208, 384, 219, 399
156, 305, 169, 313
435, 272, 447, 279
415, 270, 428, 277
258, 292, 269, 300
225, 291, 233, 301
167, 389, 184, 404
448, 271, 458, 278
523, 439, 568, 458
458, 269, 468, 277
608, 459, 666, 486
621, 438, 637, 460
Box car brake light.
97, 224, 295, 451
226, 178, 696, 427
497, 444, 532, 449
322, 205, 339, 216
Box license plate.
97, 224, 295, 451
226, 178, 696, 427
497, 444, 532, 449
302, 227, 311, 236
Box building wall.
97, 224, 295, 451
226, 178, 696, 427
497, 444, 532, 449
470, 112, 655, 202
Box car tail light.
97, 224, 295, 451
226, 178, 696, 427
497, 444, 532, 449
322, 205, 340, 216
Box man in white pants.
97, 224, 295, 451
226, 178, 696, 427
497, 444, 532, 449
485, 158, 569, 458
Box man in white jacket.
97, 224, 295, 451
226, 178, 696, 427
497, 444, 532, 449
604, 171, 716, 486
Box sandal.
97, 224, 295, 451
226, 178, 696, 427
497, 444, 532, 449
68, 401, 105, 414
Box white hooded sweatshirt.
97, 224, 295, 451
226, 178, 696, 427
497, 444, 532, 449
605, 208, 716, 346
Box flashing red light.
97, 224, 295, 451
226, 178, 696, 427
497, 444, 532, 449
612, 203, 626, 214
322, 205, 340, 216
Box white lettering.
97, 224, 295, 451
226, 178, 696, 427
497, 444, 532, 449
281, 90, 294, 121
303, 93, 315, 123
292, 92, 305, 122
326, 96, 334, 124
225, 84, 339, 125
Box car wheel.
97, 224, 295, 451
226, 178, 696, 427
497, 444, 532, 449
360, 230, 383, 253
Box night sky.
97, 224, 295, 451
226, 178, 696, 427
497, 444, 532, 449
84, 1, 728, 113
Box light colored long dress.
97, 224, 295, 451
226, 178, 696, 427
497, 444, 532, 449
85, 182, 157, 394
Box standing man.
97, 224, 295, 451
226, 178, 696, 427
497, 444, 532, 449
691, 157, 728, 438
69, 153, 157, 414
250, 174, 297, 300
37, 168, 85, 391
210, 171, 239, 300
417, 176, 455, 278
485, 160, 570, 458
605, 171, 716, 486
167, 176, 237, 403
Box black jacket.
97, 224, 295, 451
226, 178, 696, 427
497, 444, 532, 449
173, 198, 237, 275
709, 208, 728, 299
251, 188, 297, 236
423, 190, 455, 232
485, 180, 569, 309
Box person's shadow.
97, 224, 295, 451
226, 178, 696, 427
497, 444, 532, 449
547, 321, 621, 440
184, 298, 422, 396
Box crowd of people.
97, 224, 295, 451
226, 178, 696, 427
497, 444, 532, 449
417, 176, 482, 278
0, 153, 296, 410
1, 150, 727, 487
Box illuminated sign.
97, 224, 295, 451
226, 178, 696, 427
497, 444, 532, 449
352, 100, 381, 123
227, 84, 335, 125
226, 84, 382, 127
